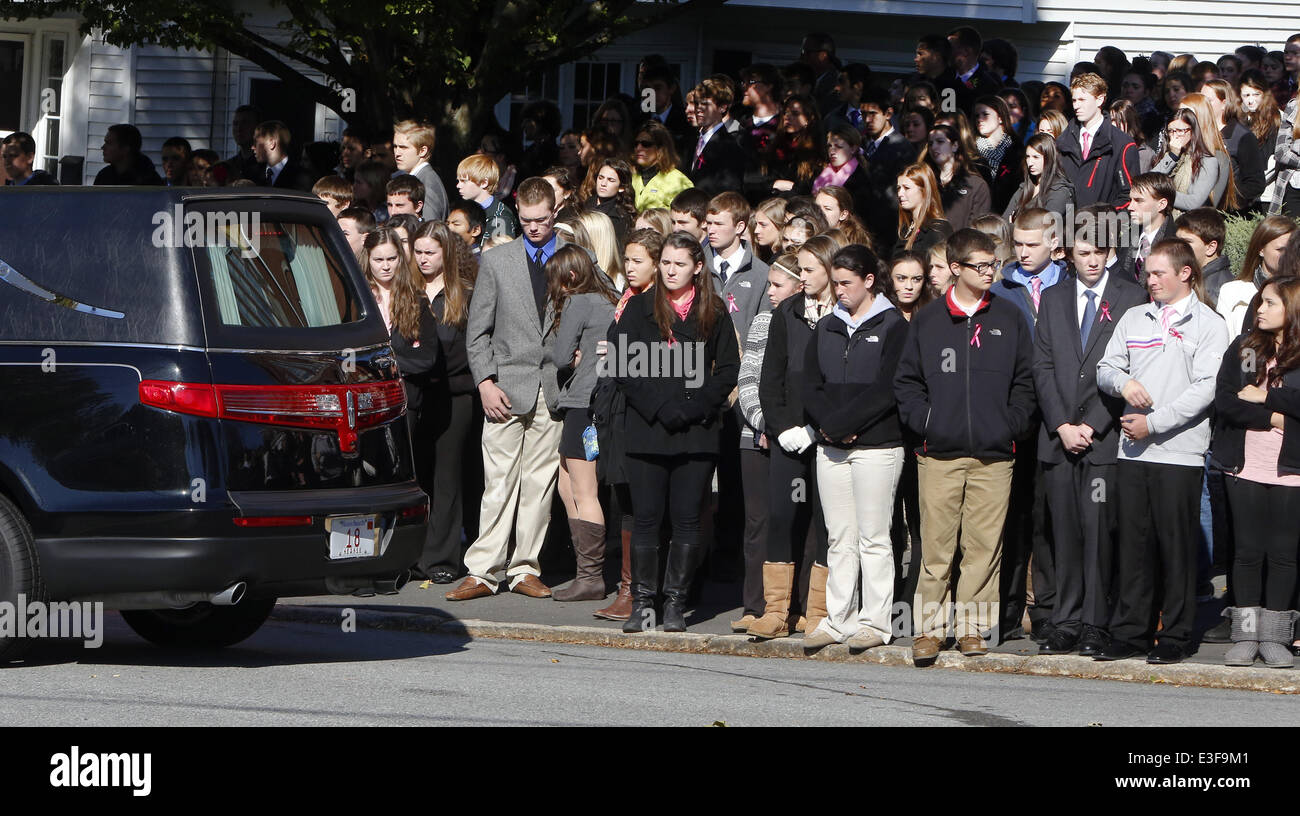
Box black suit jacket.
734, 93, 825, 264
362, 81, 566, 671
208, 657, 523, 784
1112, 216, 1175, 288
267, 159, 317, 193
689, 127, 746, 198
1032, 271, 1147, 464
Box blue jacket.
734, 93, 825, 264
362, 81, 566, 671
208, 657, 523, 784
990, 259, 1066, 338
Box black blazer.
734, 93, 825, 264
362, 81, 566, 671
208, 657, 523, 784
268, 159, 317, 193
1032, 271, 1147, 465
1113, 216, 1176, 287
390, 299, 444, 414
613, 291, 741, 457
689, 127, 746, 199
1211, 336, 1300, 476
430, 290, 474, 396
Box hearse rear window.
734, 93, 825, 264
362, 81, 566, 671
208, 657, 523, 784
195, 220, 361, 328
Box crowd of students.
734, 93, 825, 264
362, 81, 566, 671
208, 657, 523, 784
9, 28, 1300, 669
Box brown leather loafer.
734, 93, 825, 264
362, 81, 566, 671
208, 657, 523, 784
445, 577, 493, 602
958, 635, 988, 656
912, 635, 942, 664
510, 575, 552, 598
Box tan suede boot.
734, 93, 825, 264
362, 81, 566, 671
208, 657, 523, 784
554, 519, 607, 601
747, 562, 798, 639
804, 563, 829, 635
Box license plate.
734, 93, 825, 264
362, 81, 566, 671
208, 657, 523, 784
327, 515, 378, 560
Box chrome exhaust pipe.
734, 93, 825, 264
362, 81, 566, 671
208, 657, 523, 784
325, 572, 408, 597
77, 581, 248, 610
208, 582, 246, 606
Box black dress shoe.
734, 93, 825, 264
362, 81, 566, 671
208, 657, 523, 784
429, 567, 457, 584
1077, 627, 1110, 657
1201, 617, 1231, 643
1147, 642, 1186, 664
1029, 622, 1056, 645
1039, 629, 1079, 655
1094, 641, 1144, 661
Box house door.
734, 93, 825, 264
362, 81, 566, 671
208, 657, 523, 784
0, 34, 31, 138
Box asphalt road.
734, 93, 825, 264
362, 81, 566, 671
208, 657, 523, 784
0, 614, 1289, 727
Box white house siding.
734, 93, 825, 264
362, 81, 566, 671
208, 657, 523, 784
1036, 0, 1300, 71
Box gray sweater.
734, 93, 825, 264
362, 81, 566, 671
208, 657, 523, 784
736, 311, 772, 444
553, 292, 616, 410
1152, 150, 1221, 212
1096, 293, 1230, 467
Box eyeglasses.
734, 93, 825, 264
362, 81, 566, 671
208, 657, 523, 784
1167, 126, 1193, 136
634, 139, 656, 148
958, 261, 999, 274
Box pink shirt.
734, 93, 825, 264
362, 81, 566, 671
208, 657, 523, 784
1238, 362, 1300, 487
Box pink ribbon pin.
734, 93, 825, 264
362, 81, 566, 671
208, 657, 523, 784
667, 335, 677, 348
1099, 301, 1113, 322
970, 323, 982, 348
727, 293, 739, 314
1169, 328, 1183, 341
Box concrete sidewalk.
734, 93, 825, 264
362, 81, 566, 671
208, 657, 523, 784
275, 575, 1300, 695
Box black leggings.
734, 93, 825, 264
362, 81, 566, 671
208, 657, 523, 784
766, 447, 828, 564
1224, 476, 1300, 610
625, 453, 717, 586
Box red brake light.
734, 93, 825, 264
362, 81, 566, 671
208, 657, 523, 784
139, 380, 406, 452
233, 516, 313, 528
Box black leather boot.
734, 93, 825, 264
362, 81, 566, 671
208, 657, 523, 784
661, 542, 696, 633
622, 545, 660, 633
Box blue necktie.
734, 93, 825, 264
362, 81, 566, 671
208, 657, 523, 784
1080, 290, 1097, 348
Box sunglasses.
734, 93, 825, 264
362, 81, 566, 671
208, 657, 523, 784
635, 139, 656, 148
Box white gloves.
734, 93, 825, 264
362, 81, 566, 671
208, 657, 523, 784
778, 425, 816, 454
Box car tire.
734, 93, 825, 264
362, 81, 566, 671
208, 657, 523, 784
121, 598, 277, 649
0, 493, 44, 663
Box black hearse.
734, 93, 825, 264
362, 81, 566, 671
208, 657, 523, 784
0, 188, 427, 657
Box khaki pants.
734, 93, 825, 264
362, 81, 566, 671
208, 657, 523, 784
913, 456, 1014, 639
462, 386, 562, 592
814, 445, 904, 642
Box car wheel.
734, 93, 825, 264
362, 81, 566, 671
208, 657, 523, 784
0, 493, 44, 662
121, 598, 277, 649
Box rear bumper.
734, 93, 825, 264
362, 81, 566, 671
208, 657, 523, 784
35, 482, 429, 599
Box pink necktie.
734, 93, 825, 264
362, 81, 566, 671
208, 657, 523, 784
1081, 130, 1091, 161
1160, 304, 1176, 335
1031, 276, 1042, 311
694, 133, 706, 170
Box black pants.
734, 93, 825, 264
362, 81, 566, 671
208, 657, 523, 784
415, 389, 474, 576
739, 446, 770, 616
766, 445, 828, 564
1282, 184, 1300, 219
891, 449, 922, 609
1111, 460, 1203, 650
626, 453, 717, 598
713, 412, 745, 566
1224, 476, 1300, 610
1001, 439, 1054, 634
1043, 458, 1117, 635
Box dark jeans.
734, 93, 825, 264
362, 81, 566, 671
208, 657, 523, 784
1110, 460, 1203, 650
1001, 439, 1054, 635
1224, 476, 1300, 610
739, 446, 770, 617
416, 390, 475, 576
891, 449, 922, 635
766, 445, 828, 564
625, 453, 717, 598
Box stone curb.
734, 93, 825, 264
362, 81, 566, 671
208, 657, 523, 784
270, 605, 1300, 695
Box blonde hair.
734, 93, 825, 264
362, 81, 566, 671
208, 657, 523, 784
634, 207, 673, 236
971, 213, 1014, 268
393, 120, 437, 154
575, 209, 627, 290
458, 153, 500, 191
1037, 109, 1069, 139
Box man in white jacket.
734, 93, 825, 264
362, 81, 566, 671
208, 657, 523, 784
1095, 238, 1229, 664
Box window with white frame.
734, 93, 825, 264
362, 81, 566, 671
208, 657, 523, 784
572, 61, 622, 131
39, 33, 66, 172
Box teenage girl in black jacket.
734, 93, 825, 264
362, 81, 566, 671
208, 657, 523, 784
614, 232, 740, 633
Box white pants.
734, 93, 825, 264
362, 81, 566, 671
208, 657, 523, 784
813, 445, 904, 642
463, 386, 562, 591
